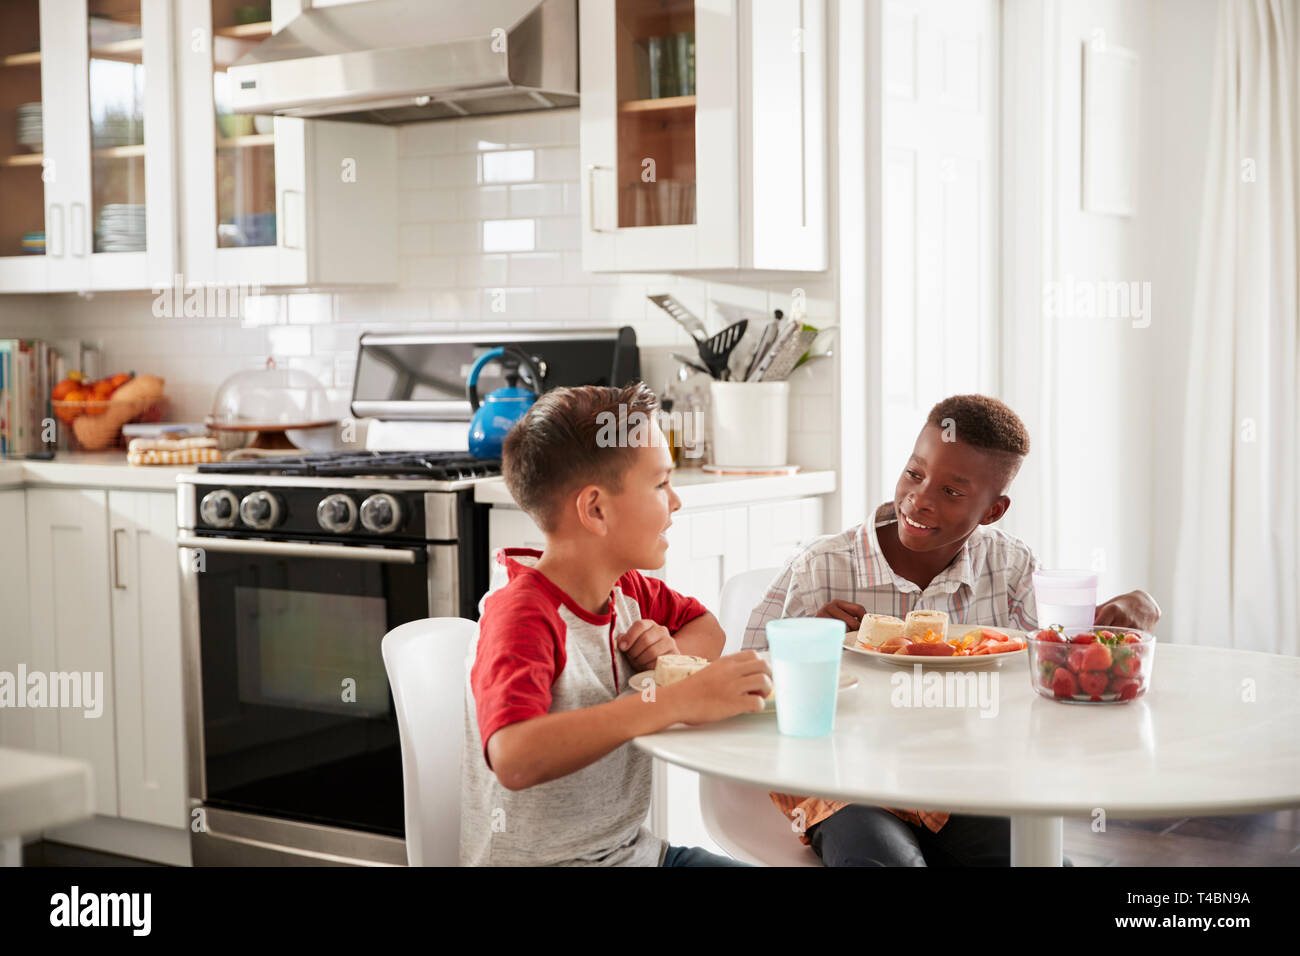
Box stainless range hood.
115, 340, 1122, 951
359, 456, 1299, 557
228, 0, 578, 124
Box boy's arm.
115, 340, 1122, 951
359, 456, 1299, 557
670, 611, 725, 659
1095, 589, 1161, 630
487, 653, 771, 791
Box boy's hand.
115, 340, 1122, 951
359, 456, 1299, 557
660, 651, 771, 724
619, 619, 678, 672
1094, 589, 1161, 630
816, 599, 866, 630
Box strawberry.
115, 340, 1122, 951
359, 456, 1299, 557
1035, 628, 1065, 643
1038, 660, 1059, 688
1052, 667, 1080, 699
1114, 678, 1141, 701
1081, 642, 1113, 671
1067, 647, 1089, 673
1079, 671, 1109, 697
1111, 653, 1141, 679
1122, 632, 1141, 644
1097, 630, 1115, 640
1070, 631, 1098, 644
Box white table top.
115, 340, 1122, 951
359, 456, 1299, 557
634, 644, 1300, 819
0, 748, 95, 837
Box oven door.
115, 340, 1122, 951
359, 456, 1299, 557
181, 535, 433, 837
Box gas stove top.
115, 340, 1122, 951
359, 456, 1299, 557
195, 449, 502, 481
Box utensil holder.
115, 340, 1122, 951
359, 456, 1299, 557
709, 381, 789, 467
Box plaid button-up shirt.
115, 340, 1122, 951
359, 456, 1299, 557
743, 502, 1040, 843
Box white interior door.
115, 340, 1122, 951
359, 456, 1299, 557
878, 0, 998, 497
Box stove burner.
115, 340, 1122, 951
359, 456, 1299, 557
196, 450, 502, 481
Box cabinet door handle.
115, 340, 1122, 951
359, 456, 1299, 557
71, 202, 87, 257
586, 164, 610, 233
112, 528, 127, 590
48, 204, 63, 257
279, 189, 303, 249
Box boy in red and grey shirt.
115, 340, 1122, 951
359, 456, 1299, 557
460, 383, 771, 866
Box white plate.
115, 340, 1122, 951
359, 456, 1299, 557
844, 625, 1028, 667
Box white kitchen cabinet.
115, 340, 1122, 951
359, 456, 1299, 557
175, 0, 398, 289
24, 487, 118, 816
0, 490, 34, 750
0, 0, 178, 293
579, 0, 826, 272
107, 490, 186, 829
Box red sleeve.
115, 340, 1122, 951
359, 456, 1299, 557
619, 570, 708, 632
470, 588, 566, 767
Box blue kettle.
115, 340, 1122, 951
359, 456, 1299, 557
466, 346, 544, 459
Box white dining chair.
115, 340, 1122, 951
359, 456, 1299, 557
381, 616, 479, 867
699, 775, 823, 866
717, 566, 780, 655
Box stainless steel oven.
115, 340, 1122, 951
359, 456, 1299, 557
177, 475, 485, 866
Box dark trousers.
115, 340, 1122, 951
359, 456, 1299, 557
807, 804, 1012, 867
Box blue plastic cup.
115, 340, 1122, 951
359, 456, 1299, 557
765, 618, 845, 737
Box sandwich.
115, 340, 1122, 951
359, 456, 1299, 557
904, 609, 949, 642
653, 654, 710, 686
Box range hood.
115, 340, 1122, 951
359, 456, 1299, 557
228, 0, 578, 124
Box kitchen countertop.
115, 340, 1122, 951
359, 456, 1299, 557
0, 451, 196, 491
0, 454, 838, 506
474, 468, 836, 510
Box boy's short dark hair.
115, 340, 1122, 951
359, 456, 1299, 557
926, 394, 1030, 490
502, 382, 661, 532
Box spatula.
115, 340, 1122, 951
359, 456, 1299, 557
700, 319, 748, 380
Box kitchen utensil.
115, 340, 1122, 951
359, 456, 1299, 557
760, 327, 818, 382
648, 294, 708, 343
699, 318, 748, 379
747, 315, 800, 381
466, 345, 544, 459
672, 352, 711, 376
709, 380, 788, 467
793, 325, 839, 370
742, 319, 780, 381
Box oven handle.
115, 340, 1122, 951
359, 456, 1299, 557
176, 534, 422, 564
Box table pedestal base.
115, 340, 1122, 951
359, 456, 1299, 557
1010, 815, 1063, 866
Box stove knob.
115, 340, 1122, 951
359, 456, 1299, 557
199, 489, 239, 529
360, 493, 403, 534
239, 491, 282, 530
316, 494, 358, 533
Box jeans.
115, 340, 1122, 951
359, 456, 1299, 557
808, 804, 1047, 867
661, 844, 751, 866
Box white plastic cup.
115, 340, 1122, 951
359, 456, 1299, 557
708, 380, 789, 467
1033, 570, 1099, 631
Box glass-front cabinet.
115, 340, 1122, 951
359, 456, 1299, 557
0, 0, 175, 293
580, 0, 826, 273
177, 0, 398, 289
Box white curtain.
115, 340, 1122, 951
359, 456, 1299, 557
1173, 0, 1299, 655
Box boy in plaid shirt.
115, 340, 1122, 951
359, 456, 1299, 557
744, 395, 1160, 866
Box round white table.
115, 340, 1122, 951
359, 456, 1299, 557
633, 644, 1300, 865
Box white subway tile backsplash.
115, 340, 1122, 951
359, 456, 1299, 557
510, 108, 578, 146
430, 289, 481, 321
398, 156, 433, 190
459, 254, 509, 287
534, 216, 580, 251
459, 186, 509, 220
480, 287, 536, 321
400, 189, 459, 222
508, 183, 564, 217
241, 294, 284, 327
287, 293, 334, 325
431, 153, 478, 186
535, 146, 579, 181
399, 123, 457, 156
508, 252, 565, 286
456, 116, 511, 153
266, 325, 312, 357
398, 223, 435, 256
481, 149, 536, 183
434, 221, 480, 256
401, 256, 458, 288
482, 219, 536, 253
534, 286, 590, 321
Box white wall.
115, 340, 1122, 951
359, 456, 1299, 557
1003, 0, 1217, 620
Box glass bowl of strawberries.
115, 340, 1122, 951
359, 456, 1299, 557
1027, 626, 1154, 704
